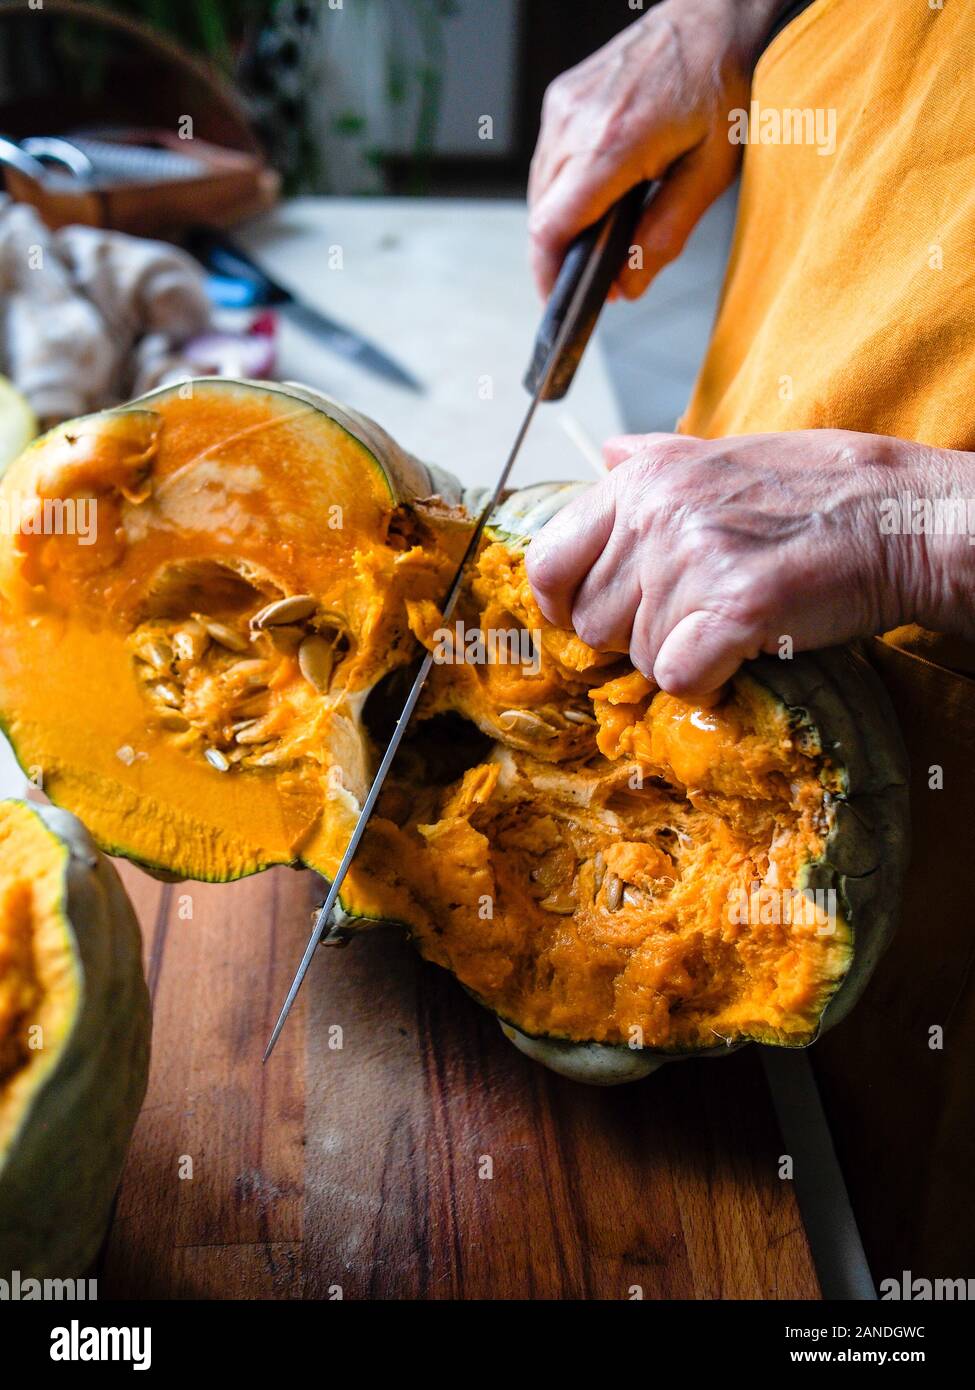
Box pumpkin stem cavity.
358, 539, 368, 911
127, 562, 355, 774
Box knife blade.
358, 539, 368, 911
185, 227, 424, 394
263, 180, 654, 1061
278, 298, 422, 392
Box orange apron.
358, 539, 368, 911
680, 0, 975, 1279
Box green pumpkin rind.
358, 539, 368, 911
747, 643, 910, 1034
19, 378, 464, 517
0, 803, 150, 1277
499, 1023, 670, 1083
483, 480, 591, 547
234, 378, 465, 509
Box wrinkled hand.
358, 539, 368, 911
527, 0, 780, 298
526, 429, 973, 698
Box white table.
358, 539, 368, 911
237, 196, 622, 488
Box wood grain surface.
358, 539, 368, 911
100, 861, 820, 1301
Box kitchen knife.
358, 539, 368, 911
264, 180, 654, 1061
185, 226, 424, 395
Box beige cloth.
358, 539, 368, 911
0, 197, 209, 425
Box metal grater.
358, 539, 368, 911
3, 133, 207, 187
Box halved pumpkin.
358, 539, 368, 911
0, 799, 149, 1273
0, 381, 909, 1081
0, 379, 468, 884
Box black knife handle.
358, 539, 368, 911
523, 180, 655, 401
184, 225, 290, 305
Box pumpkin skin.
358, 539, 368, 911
0, 382, 910, 1081
0, 800, 150, 1273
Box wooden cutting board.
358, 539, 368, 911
100, 860, 820, 1300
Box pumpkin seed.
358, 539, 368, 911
249, 750, 284, 767
152, 681, 182, 707
498, 709, 558, 739
224, 659, 269, 687
593, 851, 605, 893
320, 925, 352, 948
605, 872, 623, 912
234, 691, 271, 718
563, 708, 597, 726
539, 890, 577, 915
622, 885, 642, 908
234, 720, 276, 745
298, 634, 334, 692
159, 713, 190, 732
194, 614, 249, 653
251, 594, 316, 628
204, 747, 230, 772
172, 621, 209, 662
138, 636, 173, 671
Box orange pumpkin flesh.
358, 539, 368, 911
0, 380, 859, 1052
0, 803, 79, 1145
369, 554, 851, 1051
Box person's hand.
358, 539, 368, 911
528, 0, 782, 299
525, 429, 975, 698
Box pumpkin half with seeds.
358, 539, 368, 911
0, 379, 909, 1082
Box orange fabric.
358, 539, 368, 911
683, 0, 975, 449
682, 0, 975, 677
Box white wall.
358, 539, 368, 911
314, 0, 520, 191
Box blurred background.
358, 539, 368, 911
0, 0, 735, 463
2, 0, 663, 196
